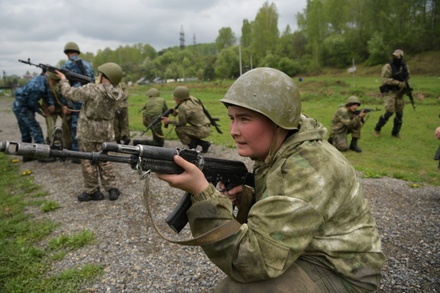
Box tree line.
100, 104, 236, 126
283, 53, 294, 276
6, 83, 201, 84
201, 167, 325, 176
6, 0, 440, 87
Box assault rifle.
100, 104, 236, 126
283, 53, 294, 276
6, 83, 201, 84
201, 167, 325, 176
353, 107, 381, 116
18, 58, 92, 85
197, 99, 223, 134
404, 80, 416, 110
140, 105, 179, 136
0, 137, 253, 233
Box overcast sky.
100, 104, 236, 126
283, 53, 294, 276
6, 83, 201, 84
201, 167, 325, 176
0, 0, 307, 76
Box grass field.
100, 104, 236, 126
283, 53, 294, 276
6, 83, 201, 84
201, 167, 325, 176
129, 75, 440, 186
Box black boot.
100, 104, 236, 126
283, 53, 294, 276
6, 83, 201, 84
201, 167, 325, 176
122, 135, 131, 145
133, 139, 153, 146
188, 140, 197, 149
197, 139, 211, 153
349, 138, 362, 153
108, 188, 121, 201
78, 189, 104, 202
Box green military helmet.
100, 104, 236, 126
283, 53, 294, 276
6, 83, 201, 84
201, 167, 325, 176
173, 86, 190, 100
98, 62, 123, 86
64, 42, 80, 54
392, 49, 404, 59
146, 88, 160, 97
221, 67, 301, 130
345, 95, 361, 106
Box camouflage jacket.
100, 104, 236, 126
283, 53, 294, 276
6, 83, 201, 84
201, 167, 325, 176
59, 79, 123, 142
174, 96, 210, 127
188, 115, 385, 289
61, 55, 95, 110
14, 74, 54, 114
330, 104, 363, 135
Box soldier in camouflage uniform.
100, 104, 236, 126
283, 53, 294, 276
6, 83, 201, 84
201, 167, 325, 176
374, 49, 409, 138
114, 80, 131, 145
134, 88, 168, 147
157, 68, 385, 292
162, 86, 211, 152
329, 96, 366, 153
56, 62, 123, 202
61, 42, 95, 158
12, 69, 56, 162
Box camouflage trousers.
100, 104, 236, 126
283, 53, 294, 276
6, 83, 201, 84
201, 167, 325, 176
331, 125, 362, 152
114, 108, 130, 141
12, 101, 45, 143
374, 91, 405, 135
214, 259, 375, 293
79, 140, 116, 194
383, 91, 405, 113
175, 124, 211, 145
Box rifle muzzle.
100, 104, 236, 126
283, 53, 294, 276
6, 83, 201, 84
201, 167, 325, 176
1, 141, 51, 158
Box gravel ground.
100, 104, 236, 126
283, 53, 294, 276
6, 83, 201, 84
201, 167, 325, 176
0, 96, 439, 292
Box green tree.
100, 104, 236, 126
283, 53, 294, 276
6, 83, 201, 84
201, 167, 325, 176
215, 27, 237, 52
251, 1, 279, 64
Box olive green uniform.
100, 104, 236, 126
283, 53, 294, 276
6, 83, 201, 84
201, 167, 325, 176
189, 115, 385, 292
170, 96, 211, 145
329, 104, 364, 151
141, 94, 168, 147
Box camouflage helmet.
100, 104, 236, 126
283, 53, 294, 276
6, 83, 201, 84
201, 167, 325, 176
221, 67, 301, 130
345, 95, 361, 106
392, 49, 404, 59
146, 88, 160, 97
173, 86, 190, 100
98, 62, 123, 86
64, 42, 80, 54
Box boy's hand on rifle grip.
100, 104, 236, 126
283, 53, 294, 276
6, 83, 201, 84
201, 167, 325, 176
156, 155, 209, 195
217, 182, 243, 204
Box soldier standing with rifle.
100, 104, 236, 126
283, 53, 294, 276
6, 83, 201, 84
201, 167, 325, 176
55, 62, 124, 202
374, 49, 411, 138
61, 42, 95, 162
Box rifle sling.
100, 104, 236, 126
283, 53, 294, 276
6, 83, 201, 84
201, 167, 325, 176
142, 177, 241, 246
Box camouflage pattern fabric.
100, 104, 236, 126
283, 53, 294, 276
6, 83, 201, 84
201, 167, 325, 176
142, 95, 168, 145
381, 63, 406, 113
79, 140, 116, 193
59, 79, 123, 142
59, 79, 122, 194
374, 62, 410, 135
12, 74, 54, 143
114, 82, 130, 141
61, 55, 95, 151
172, 96, 211, 145
329, 104, 364, 151
188, 115, 385, 292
